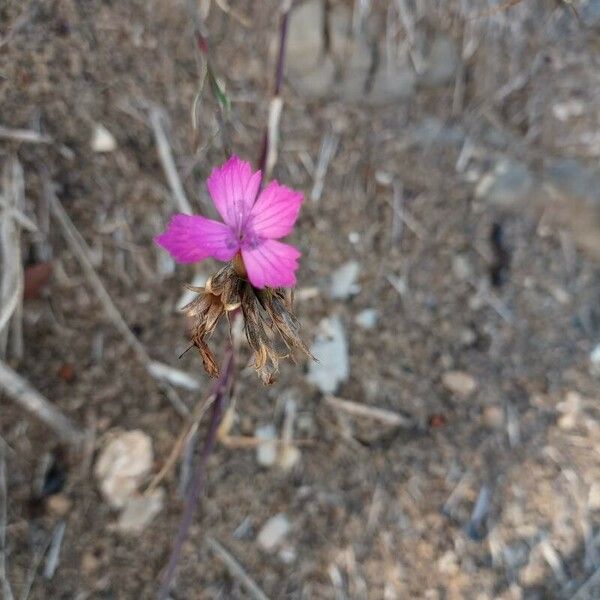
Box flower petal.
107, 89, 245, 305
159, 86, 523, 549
249, 180, 303, 239
241, 239, 301, 288
206, 156, 262, 230
155, 214, 238, 263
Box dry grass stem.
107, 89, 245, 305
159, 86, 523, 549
324, 395, 413, 428
0, 125, 52, 144
149, 107, 194, 215
0, 447, 14, 600
206, 536, 271, 600
0, 158, 26, 360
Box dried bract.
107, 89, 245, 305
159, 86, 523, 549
182, 263, 312, 383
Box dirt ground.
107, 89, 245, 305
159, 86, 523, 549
1, 1, 600, 599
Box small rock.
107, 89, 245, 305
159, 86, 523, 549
411, 117, 465, 148
552, 99, 585, 122
257, 513, 291, 552
452, 254, 473, 281
581, 0, 600, 27
286, 0, 323, 74
476, 160, 534, 208
442, 371, 478, 398
81, 550, 101, 576
329, 261, 360, 299
482, 406, 504, 429
590, 343, 600, 375
355, 308, 378, 329
421, 36, 459, 87
91, 124, 117, 153
307, 316, 349, 394
437, 550, 459, 575
369, 64, 416, 104
95, 430, 153, 508
543, 158, 600, 204
255, 424, 277, 468
277, 444, 301, 471
278, 544, 297, 564
45, 493, 72, 517
116, 488, 164, 532
557, 390, 582, 430
589, 482, 600, 510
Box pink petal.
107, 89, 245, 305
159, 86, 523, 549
155, 214, 238, 263
249, 180, 303, 239
241, 239, 301, 288
206, 156, 262, 231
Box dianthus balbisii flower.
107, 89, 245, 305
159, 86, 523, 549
156, 156, 302, 288
155, 156, 312, 383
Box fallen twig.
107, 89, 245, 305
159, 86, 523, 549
324, 395, 413, 428
0, 126, 52, 145
0, 359, 85, 446
206, 536, 271, 600
149, 108, 194, 215
0, 157, 25, 359
0, 447, 14, 600
310, 132, 339, 203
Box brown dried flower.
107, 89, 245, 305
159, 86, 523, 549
181, 257, 313, 384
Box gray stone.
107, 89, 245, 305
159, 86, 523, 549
255, 424, 277, 467
286, 0, 324, 74
117, 489, 164, 532
543, 158, 600, 205
476, 160, 535, 208
307, 316, 349, 394
421, 36, 459, 87
411, 117, 465, 147
329, 261, 360, 299
581, 0, 600, 26
368, 65, 417, 105
355, 308, 378, 329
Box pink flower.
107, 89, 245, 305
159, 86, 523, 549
155, 156, 303, 288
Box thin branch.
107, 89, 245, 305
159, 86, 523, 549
0, 447, 14, 600
206, 536, 271, 600
0, 359, 85, 446
149, 108, 194, 215
324, 395, 413, 428
157, 350, 233, 600
0, 157, 25, 359
0, 126, 52, 145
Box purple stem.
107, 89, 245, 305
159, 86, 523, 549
157, 350, 233, 600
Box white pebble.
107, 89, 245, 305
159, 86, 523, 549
257, 513, 291, 552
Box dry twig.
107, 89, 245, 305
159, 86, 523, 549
324, 395, 413, 428
0, 447, 14, 600
149, 108, 194, 215
0, 158, 26, 360
0, 126, 52, 145
206, 536, 271, 600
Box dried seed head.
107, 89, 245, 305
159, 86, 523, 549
182, 261, 312, 383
